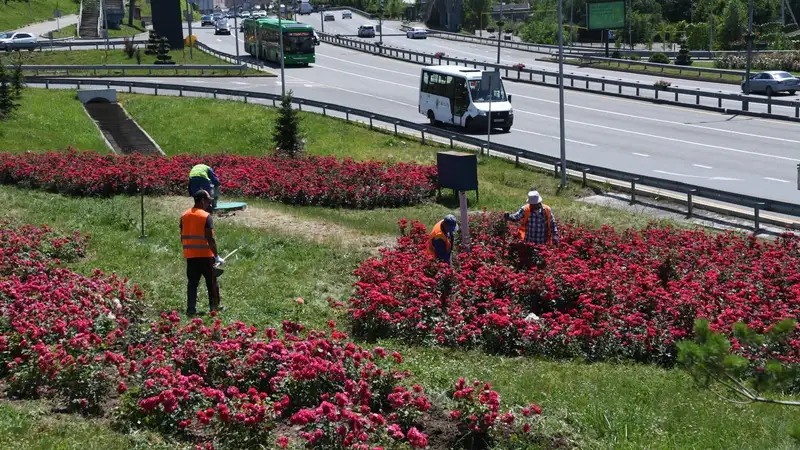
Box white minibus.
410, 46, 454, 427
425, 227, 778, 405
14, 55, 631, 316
418, 65, 513, 132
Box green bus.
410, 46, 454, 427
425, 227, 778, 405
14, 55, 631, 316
243, 18, 316, 66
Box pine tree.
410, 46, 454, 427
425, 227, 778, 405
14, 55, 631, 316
145, 30, 159, 56
11, 55, 25, 100
272, 91, 303, 158
675, 39, 693, 66
0, 59, 15, 121
154, 37, 174, 65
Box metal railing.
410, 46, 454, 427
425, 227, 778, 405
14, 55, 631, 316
29, 39, 148, 51
193, 41, 275, 74
10, 64, 248, 76
25, 77, 800, 231
319, 32, 800, 121
576, 55, 747, 81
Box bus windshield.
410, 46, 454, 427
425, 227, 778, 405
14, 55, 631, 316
284, 32, 314, 54
468, 79, 507, 102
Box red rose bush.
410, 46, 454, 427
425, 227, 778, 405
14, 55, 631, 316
0, 149, 438, 209
348, 214, 800, 374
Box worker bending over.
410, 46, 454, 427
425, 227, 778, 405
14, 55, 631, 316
188, 163, 221, 212
427, 214, 459, 264
505, 190, 559, 245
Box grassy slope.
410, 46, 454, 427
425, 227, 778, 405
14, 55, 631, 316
51, 23, 77, 39
0, 0, 78, 31
1, 91, 797, 449
0, 89, 108, 152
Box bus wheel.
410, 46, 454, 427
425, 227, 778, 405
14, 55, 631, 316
464, 117, 473, 131
427, 110, 436, 126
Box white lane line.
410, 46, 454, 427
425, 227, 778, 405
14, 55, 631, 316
514, 129, 596, 146
231, 81, 249, 85
316, 53, 417, 77
632, 152, 649, 157
693, 164, 713, 169
185, 80, 206, 83
764, 177, 791, 183
313, 63, 416, 89
511, 93, 800, 144
654, 170, 743, 181
517, 110, 800, 163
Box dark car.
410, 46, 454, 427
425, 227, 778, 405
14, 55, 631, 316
201, 15, 215, 26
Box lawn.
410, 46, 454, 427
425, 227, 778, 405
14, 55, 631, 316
2, 47, 264, 76
0, 0, 78, 32
2, 90, 798, 448
50, 23, 76, 39
0, 89, 109, 152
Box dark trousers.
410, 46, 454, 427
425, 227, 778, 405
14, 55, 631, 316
186, 257, 220, 313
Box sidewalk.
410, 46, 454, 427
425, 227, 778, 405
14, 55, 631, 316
12, 14, 78, 36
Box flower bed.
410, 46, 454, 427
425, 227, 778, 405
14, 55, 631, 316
0, 221, 561, 448
0, 149, 438, 209
347, 214, 800, 369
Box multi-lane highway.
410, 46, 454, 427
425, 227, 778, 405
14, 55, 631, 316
87, 18, 800, 204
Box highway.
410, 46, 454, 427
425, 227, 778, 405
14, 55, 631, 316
67, 19, 800, 204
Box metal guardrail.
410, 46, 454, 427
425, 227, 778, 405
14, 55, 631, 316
320, 32, 800, 120
577, 55, 747, 81
8, 63, 247, 76
26, 39, 149, 51
25, 77, 800, 230
193, 41, 274, 73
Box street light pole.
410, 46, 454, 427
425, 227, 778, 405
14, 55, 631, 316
496, 20, 503, 64
233, 0, 240, 63
279, 4, 286, 97
569, 0, 574, 47
744, 0, 754, 97
185, 0, 193, 59
379, 0, 384, 45
557, 0, 566, 187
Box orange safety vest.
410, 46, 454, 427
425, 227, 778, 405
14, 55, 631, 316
426, 220, 452, 259
518, 204, 553, 244
181, 208, 215, 259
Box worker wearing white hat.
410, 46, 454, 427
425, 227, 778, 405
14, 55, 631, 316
504, 190, 558, 245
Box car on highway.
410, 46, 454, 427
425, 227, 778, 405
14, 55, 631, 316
742, 71, 799, 96
298, 1, 312, 15
215, 19, 231, 35
420, 65, 513, 132
406, 27, 427, 39
241, 11, 251, 18
0, 32, 37, 51
254, 10, 267, 17
324, 12, 335, 21
342, 10, 352, 19
201, 15, 215, 26
357, 24, 376, 38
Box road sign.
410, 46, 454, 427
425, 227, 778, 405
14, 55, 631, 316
54, 9, 62, 18
587, 1, 625, 30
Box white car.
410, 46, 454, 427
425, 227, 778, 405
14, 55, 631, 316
0, 32, 37, 51
342, 10, 352, 19
254, 10, 267, 17
324, 12, 335, 21
406, 27, 427, 39
241, 11, 251, 18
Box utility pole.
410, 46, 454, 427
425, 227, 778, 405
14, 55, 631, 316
744, 0, 754, 98
379, 0, 384, 45
496, 18, 503, 64
558, 0, 566, 187
279, 4, 286, 97
185, 0, 193, 59
628, 0, 632, 50
569, 0, 574, 46
233, 0, 240, 63
709, 14, 713, 54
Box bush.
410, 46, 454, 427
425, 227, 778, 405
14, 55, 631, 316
675, 40, 693, 66
272, 91, 303, 158
714, 51, 800, 72
649, 52, 671, 64
122, 37, 137, 59
628, 54, 642, 61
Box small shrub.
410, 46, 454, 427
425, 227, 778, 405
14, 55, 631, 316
154, 37, 174, 65
628, 54, 642, 61
611, 50, 622, 59
135, 47, 142, 64
272, 91, 304, 158
675, 40, 693, 66
123, 37, 137, 58
649, 52, 671, 64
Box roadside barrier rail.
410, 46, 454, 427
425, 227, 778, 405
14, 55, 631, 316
319, 32, 800, 121
8, 63, 248, 76
577, 55, 747, 81
26, 77, 800, 231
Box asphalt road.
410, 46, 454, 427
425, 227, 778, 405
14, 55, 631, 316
174, 20, 800, 204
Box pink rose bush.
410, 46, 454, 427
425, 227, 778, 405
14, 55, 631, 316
347, 214, 800, 376
0, 149, 438, 209
1, 221, 557, 448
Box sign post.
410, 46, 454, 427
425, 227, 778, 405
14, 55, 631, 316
459, 191, 470, 252
586, 1, 625, 58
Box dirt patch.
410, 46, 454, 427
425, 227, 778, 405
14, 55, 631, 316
151, 196, 397, 253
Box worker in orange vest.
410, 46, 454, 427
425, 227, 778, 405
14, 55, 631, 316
426, 214, 459, 264
180, 190, 224, 316
504, 190, 559, 245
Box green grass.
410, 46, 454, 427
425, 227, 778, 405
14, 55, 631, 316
50, 23, 77, 39
3, 48, 264, 76
0, 89, 109, 152
567, 58, 744, 84
0, 0, 78, 32
107, 23, 146, 39
1, 90, 798, 449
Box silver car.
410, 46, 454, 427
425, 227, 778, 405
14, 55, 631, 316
742, 71, 799, 96
0, 32, 37, 51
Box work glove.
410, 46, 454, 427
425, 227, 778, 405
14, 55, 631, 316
215, 255, 225, 266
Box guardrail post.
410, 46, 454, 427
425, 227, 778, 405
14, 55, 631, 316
179, 88, 183, 97
322, 104, 327, 116
674, 91, 678, 101
128, 85, 132, 93
553, 163, 559, 177
394, 121, 398, 135
450, 136, 455, 149
687, 189, 696, 218
155, 86, 159, 95
244, 95, 248, 103
273, 99, 277, 107
696, 93, 700, 105
515, 152, 522, 167
655, 89, 659, 100
298, 101, 303, 111
718, 97, 722, 108
630, 178, 639, 204
346, 110, 350, 121
585, 79, 589, 89
582, 168, 590, 187
77, 80, 82, 88
743, 98, 749, 111
369, 115, 374, 129
421, 128, 426, 144
618, 85, 622, 94
754, 202, 765, 234
213, 90, 217, 99
45, 80, 49, 89
636, 87, 640, 96
767, 95, 772, 114
601, 81, 605, 91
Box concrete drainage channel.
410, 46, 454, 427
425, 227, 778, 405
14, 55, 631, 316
31, 81, 800, 236
77, 89, 163, 155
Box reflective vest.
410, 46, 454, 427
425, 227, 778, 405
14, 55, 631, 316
181, 208, 214, 259
426, 220, 452, 259
518, 204, 553, 244
189, 164, 211, 180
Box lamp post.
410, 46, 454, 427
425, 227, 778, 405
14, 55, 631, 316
233, 0, 240, 63
744, 0, 754, 98
279, 3, 286, 98
185, 0, 193, 59
496, 20, 504, 64
378, 0, 384, 46
557, 0, 566, 187
320, 6, 325, 33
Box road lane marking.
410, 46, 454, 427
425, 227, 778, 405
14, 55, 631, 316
313, 63, 416, 89
693, 164, 713, 169
516, 110, 800, 162
514, 129, 596, 146
764, 177, 790, 183
316, 53, 418, 77
632, 152, 649, 157
654, 170, 743, 181
231, 81, 249, 85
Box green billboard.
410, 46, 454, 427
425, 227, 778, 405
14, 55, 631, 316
587, 1, 625, 30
